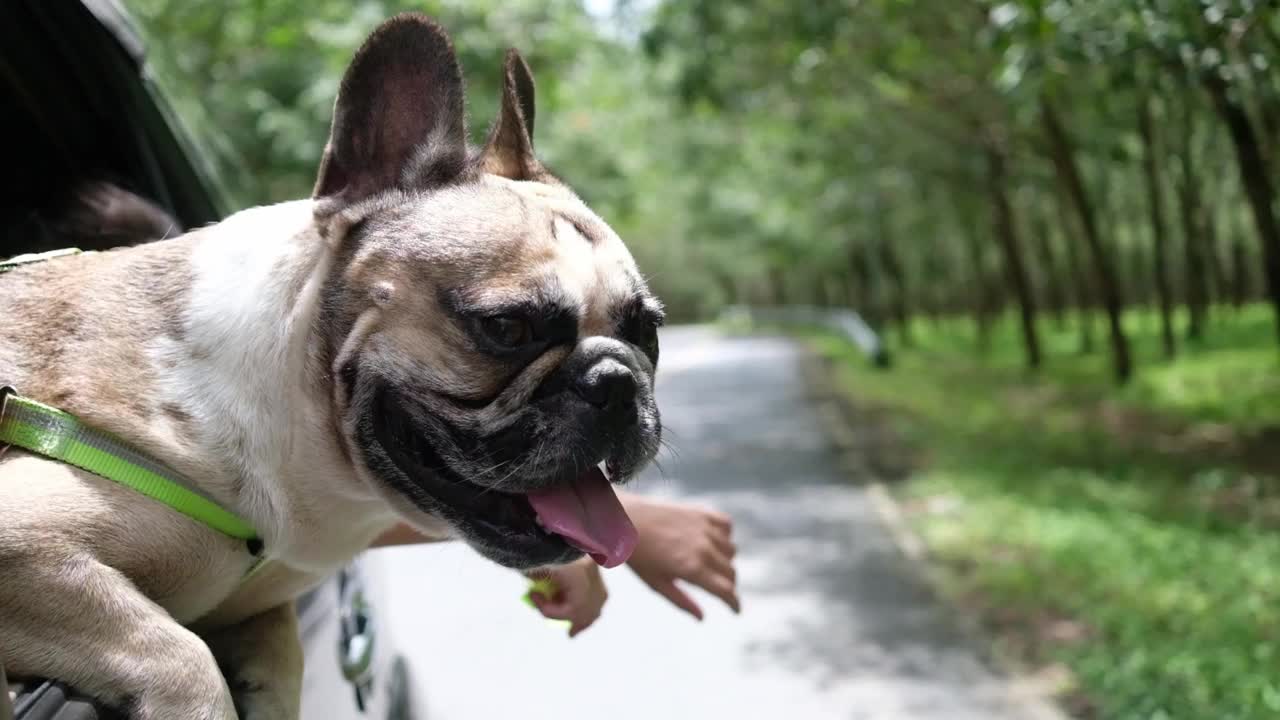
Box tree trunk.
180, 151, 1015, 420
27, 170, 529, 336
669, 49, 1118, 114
960, 209, 992, 355
948, 194, 993, 354
1137, 92, 1178, 358
1054, 180, 1096, 353
875, 200, 913, 348
1204, 72, 1280, 341
1230, 209, 1253, 308
1031, 207, 1068, 329
814, 273, 830, 307
1203, 206, 1227, 305
1176, 104, 1210, 342
767, 266, 787, 306
1041, 96, 1132, 382
986, 143, 1041, 369
848, 239, 879, 325
1202, 160, 1229, 304
711, 268, 738, 307
838, 273, 855, 308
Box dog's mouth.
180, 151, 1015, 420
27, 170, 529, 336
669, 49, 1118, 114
526, 465, 637, 567
366, 387, 639, 568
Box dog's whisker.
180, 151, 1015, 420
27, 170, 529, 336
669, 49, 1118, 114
650, 456, 669, 480
476, 441, 543, 496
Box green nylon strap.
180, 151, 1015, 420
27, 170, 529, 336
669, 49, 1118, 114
2, 247, 264, 578
0, 248, 84, 273
0, 392, 260, 543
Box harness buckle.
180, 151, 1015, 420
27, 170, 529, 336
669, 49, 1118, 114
0, 385, 14, 418
0, 385, 15, 456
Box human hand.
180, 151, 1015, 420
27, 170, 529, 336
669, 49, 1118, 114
525, 556, 608, 637
622, 493, 739, 619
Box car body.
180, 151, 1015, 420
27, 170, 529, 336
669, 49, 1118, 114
297, 558, 415, 720
1, 1, 413, 718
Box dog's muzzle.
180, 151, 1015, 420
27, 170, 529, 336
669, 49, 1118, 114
359, 336, 660, 570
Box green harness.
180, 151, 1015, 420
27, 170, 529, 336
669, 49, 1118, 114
1, 249, 264, 576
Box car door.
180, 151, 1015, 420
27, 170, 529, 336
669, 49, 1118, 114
297, 557, 414, 720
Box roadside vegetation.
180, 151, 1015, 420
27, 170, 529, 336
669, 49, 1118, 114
807, 305, 1279, 720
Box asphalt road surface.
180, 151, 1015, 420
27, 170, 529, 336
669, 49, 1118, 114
368, 327, 1055, 720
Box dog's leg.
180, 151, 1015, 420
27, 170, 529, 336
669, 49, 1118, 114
0, 553, 236, 719
203, 603, 302, 720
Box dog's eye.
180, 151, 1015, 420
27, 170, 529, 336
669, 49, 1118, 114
480, 315, 532, 349
638, 321, 660, 364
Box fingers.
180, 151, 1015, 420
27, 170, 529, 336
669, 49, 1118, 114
623, 496, 742, 619
705, 551, 737, 586
531, 592, 602, 635
528, 592, 573, 620
653, 579, 704, 621
690, 546, 740, 614
699, 509, 736, 560
705, 574, 741, 614
707, 510, 733, 534
710, 532, 737, 560
528, 563, 607, 638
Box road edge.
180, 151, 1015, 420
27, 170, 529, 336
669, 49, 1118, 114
797, 347, 1074, 720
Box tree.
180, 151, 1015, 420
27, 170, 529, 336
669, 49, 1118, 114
127, 0, 1280, 350
1041, 96, 1132, 381
1136, 89, 1178, 358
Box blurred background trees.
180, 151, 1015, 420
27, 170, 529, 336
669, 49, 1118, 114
129, 0, 1278, 381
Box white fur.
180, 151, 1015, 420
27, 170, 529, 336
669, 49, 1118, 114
503, 179, 642, 335
553, 216, 636, 314
154, 201, 393, 570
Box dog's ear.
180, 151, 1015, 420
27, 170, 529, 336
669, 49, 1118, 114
313, 14, 468, 212
478, 49, 541, 180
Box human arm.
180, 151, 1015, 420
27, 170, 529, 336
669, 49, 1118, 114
618, 490, 740, 619
367, 490, 742, 623
523, 557, 607, 638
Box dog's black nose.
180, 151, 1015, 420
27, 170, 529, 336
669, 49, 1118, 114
575, 358, 637, 411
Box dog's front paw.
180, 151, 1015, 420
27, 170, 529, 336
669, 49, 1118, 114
123, 676, 238, 720
229, 678, 299, 720
204, 604, 302, 720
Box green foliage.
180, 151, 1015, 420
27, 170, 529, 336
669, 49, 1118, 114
125, 0, 737, 317
126, 0, 601, 206
808, 304, 1280, 718
126, 1, 1280, 330
883, 303, 1280, 430
644, 0, 1280, 343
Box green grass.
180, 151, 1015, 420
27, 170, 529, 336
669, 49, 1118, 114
886, 303, 1280, 431
801, 304, 1280, 720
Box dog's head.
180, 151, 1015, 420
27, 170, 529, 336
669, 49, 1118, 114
314, 14, 663, 570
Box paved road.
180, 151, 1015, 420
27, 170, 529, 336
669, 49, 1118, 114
368, 327, 1050, 720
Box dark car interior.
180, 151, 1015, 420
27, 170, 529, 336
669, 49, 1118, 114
0, 0, 224, 260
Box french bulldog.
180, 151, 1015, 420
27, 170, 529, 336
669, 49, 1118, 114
0, 13, 662, 719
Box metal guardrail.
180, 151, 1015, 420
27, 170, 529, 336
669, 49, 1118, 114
719, 305, 892, 368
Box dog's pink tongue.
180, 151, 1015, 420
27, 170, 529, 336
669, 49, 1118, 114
527, 467, 637, 568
